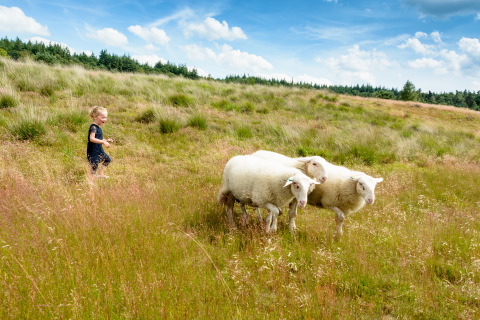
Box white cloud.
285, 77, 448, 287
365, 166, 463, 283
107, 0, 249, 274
86, 27, 128, 47
458, 37, 480, 59
0, 6, 49, 35
324, 45, 392, 72
128, 25, 170, 46
320, 45, 393, 85
183, 17, 247, 41
28, 37, 74, 53
183, 44, 217, 61
431, 31, 443, 44
132, 54, 166, 66
182, 44, 272, 73
217, 44, 272, 72
398, 38, 435, 55
408, 57, 443, 69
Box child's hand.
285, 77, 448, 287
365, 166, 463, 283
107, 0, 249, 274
103, 141, 110, 148
106, 139, 113, 143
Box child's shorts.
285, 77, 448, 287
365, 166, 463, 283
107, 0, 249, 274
87, 153, 111, 172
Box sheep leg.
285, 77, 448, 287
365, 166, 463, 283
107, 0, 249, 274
225, 195, 236, 229
265, 204, 280, 234
240, 203, 249, 225
288, 200, 298, 233
256, 208, 262, 222
332, 207, 345, 240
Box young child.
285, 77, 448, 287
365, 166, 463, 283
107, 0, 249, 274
87, 106, 113, 183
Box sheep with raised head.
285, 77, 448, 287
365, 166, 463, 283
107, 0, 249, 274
308, 173, 383, 239
217, 155, 319, 233
249, 150, 329, 231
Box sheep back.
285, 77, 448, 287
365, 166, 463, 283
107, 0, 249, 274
220, 155, 301, 209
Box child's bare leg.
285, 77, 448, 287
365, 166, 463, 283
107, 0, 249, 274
96, 165, 109, 178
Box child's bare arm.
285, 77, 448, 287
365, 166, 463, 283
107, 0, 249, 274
89, 131, 111, 147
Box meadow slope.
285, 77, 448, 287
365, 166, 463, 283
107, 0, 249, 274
1, 59, 480, 319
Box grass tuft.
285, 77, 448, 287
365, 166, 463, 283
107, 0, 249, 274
159, 115, 182, 133
0, 95, 18, 108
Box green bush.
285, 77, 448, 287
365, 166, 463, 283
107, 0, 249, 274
211, 99, 237, 111
187, 114, 207, 130
168, 94, 195, 107
136, 109, 156, 123
239, 102, 255, 113
54, 111, 87, 132
159, 116, 181, 134
235, 126, 253, 139
11, 119, 47, 140
0, 95, 18, 108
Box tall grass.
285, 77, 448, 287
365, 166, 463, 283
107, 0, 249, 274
1, 59, 480, 319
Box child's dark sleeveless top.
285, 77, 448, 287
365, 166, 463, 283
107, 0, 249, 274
87, 124, 105, 157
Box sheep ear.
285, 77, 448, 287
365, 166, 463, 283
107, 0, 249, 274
283, 177, 294, 187
375, 177, 384, 183
312, 178, 321, 185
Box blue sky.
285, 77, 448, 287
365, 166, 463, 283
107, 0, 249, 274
1, 0, 480, 92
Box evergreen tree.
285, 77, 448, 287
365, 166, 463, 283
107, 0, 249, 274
399, 80, 418, 101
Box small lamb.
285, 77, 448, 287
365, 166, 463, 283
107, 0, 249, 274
218, 155, 319, 233
250, 150, 329, 231
308, 174, 383, 239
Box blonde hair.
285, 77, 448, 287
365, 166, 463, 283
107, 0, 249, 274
90, 106, 107, 118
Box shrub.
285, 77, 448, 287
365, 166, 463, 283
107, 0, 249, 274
136, 109, 156, 123
11, 119, 47, 140
187, 114, 207, 130
211, 99, 237, 111
53, 111, 87, 132
235, 126, 253, 139
169, 94, 195, 107
159, 116, 181, 134
239, 102, 255, 113
0, 95, 18, 108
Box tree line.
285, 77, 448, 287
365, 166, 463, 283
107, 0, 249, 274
1, 37, 479, 111
0, 37, 199, 79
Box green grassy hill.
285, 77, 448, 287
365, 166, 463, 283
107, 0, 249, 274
1, 59, 480, 319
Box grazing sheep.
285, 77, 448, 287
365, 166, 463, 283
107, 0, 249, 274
308, 174, 383, 239
250, 150, 329, 231
218, 155, 319, 233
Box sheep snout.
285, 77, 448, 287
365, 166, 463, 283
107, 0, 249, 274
298, 200, 307, 208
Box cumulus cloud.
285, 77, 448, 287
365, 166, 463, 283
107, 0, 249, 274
324, 45, 392, 72
398, 31, 442, 55
402, 0, 480, 18
182, 44, 272, 73
320, 45, 393, 85
183, 17, 247, 41
28, 37, 74, 53
0, 6, 49, 35
86, 27, 128, 47
408, 57, 443, 69
128, 25, 170, 45
398, 38, 435, 55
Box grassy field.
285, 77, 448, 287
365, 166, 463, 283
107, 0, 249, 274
1, 58, 480, 319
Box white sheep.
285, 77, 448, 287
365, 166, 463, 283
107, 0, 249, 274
217, 155, 319, 233
250, 150, 329, 231
308, 173, 383, 239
